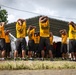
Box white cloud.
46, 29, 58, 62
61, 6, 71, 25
7, 14, 16, 23
34, 5, 59, 17
1, 0, 76, 23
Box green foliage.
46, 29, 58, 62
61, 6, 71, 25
0, 7, 8, 23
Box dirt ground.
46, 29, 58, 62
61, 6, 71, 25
0, 69, 76, 75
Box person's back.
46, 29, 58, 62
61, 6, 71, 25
39, 16, 50, 37
68, 21, 76, 61
27, 25, 36, 60
39, 16, 53, 61
16, 19, 26, 38
0, 22, 6, 61
5, 30, 11, 58
60, 29, 67, 60
14, 19, 27, 60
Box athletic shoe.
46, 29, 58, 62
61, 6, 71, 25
1, 58, 5, 61
14, 57, 17, 61
29, 57, 34, 60
62, 58, 65, 60
40, 58, 44, 61
22, 58, 26, 60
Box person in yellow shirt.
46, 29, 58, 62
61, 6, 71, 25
74, 25, 76, 61
39, 16, 53, 61
14, 19, 26, 60
0, 22, 6, 60
60, 29, 67, 60
34, 32, 40, 57
27, 25, 36, 60
69, 21, 76, 61
5, 30, 11, 58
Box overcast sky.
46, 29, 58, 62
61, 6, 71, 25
0, 0, 76, 23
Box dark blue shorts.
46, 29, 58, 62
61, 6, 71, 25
0, 38, 6, 51
28, 40, 34, 51
61, 43, 67, 53
39, 37, 50, 51
69, 39, 76, 53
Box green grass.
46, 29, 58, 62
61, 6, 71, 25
0, 61, 76, 70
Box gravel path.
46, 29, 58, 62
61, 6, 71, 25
0, 69, 76, 75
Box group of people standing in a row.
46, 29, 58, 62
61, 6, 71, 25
14, 16, 54, 61
0, 16, 76, 61
0, 22, 11, 60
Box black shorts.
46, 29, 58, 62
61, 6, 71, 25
28, 40, 34, 51
61, 43, 67, 53
34, 44, 39, 53
16, 38, 26, 51
39, 37, 50, 51
6, 43, 11, 52
0, 38, 6, 51
69, 39, 76, 53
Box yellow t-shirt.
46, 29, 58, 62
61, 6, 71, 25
16, 22, 26, 38
5, 34, 10, 43
27, 29, 35, 40
0, 25, 5, 39
39, 20, 50, 37
69, 25, 75, 39
49, 36, 53, 45
61, 34, 67, 44
74, 29, 76, 40
34, 36, 40, 44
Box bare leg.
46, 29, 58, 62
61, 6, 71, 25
62, 53, 65, 60
1, 50, 5, 60
74, 52, 76, 61
49, 50, 53, 61
71, 52, 74, 60
2, 50, 5, 58
41, 50, 45, 60
28, 51, 32, 59
22, 50, 25, 59
14, 50, 18, 60
65, 53, 68, 59
0, 50, 1, 57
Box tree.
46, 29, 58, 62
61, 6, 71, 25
0, 7, 8, 23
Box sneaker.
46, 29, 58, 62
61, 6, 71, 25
22, 58, 26, 60
29, 57, 33, 60
1, 58, 5, 61
14, 57, 17, 61
62, 58, 65, 60
40, 58, 44, 61
70, 58, 73, 61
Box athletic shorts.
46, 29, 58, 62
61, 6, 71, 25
61, 43, 67, 53
16, 38, 26, 51
69, 39, 76, 53
6, 43, 11, 52
39, 37, 50, 51
34, 43, 39, 53
0, 38, 6, 51
28, 40, 34, 51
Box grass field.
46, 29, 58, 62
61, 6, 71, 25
0, 60, 76, 70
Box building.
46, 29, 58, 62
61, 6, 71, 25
5, 16, 68, 38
